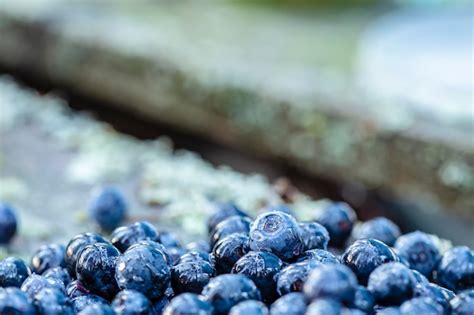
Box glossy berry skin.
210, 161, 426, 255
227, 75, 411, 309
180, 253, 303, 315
166, 246, 186, 266
229, 300, 268, 315
111, 221, 159, 253
411, 269, 429, 286
72, 294, 109, 313
66, 280, 90, 299
88, 187, 127, 231
209, 215, 252, 248
342, 238, 398, 285
43, 267, 72, 287
115, 243, 170, 300
33, 288, 74, 315
314, 202, 356, 247
276, 260, 319, 296
305, 298, 342, 315
394, 231, 440, 277
299, 222, 329, 251
186, 241, 211, 261
30, 243, 66, 275
0, 287, 36, 315
202, 274, 261, 315
78, 304, 115, 315
21, 274, 65, 298
232, 251, 283, 303
400, 297, 444, 315
434, 246, 473, 292
270, 292, 307, 315
249, 211, 304, 261
377, 307, 402, 315
0, 257, 30, 287
158, 231, 182, 248
65, 232, 109, 277
207, 202, 248, 233
303, 264, 357, 304
75, 243, 120, 300
0, 202, 17, 244
351, 217, 401, 247
112, 290, 154, 315
352, 285, 375, 313
297, 249, 339, 264
367, 262, 415, 305
171, 252, 215, 294
163, 293, 214, 315
413, 283, 454, 312
212, 234, 250, 274
450, 290, 474, 315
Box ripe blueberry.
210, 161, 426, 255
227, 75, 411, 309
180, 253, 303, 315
88, 187, 127, 231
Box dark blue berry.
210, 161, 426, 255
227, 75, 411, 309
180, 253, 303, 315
88, 187, 127, 231
115, 243, 170, 300
411, 269, 429, 286
186, 241, 211, 261
232, 251, 283, 303
0, 202, 17, 245
43, 267, 72, 287
434, 246, 473, 292
112, 289, 154, 315
33, 288, 74, 315
76, 243, 120, 299
158, 231, 181, 248
111, 221, 158, 253
210, 215, 251, 248
297, 249, 339, 264
270, 292, 306, 315
352, 285, 375, 313
299, 222, 329, 251
342, 239, 398, 284
400, 297, 444, 315
212, 234, 250, 274
207, 202, 248, 233
21, 274, 65, 298
0, 287, 36, 314
249, 211, 304, 261
78, 304, 115, 315
276, 260, 319, 296
66, 280, 90, 299
314, 202, 356, 247
163, 293, 214, 315
413, 282, 454, 312
65, 232, 109, 277
0, 257, 30, 287
171, 252, 215, 294
305, 298, 343, 315
368, 262, 415, 305
202, 274, 261, 315
229, 300, 268, 315
30, 243, 66, 275
153, 296, 170, 314
72, 294, 109, 312
450, 289, 474, 315
166, 246, 186, 266
376, 306, 402, 315
351, 217, 401, 247
394, 231, 440, 277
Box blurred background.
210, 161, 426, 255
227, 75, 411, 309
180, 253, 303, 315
0, 0, 472, 256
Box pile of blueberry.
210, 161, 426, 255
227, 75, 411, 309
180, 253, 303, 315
0, 190, 473, 315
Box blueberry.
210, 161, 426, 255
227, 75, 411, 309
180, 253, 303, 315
232, 251, 283, 303
166, 246, 187, 266
115, 243, 170, 300
299, 222, 329, 251
433, 246, 473, 292
297, 249, 339, 264
76, 243, 120, 299
186, 241, 211, 260
66, 280, 90, 299
112, 289, 154, 315
352, 285, 375, 313
212, 234, 250, 274
153, 296, 170, 314
276, 260, 319, 296
0, 287, 36, 314
171, 252, 215, 294
450, 289, 474, 315
400, 297, 444, 315
305, 298, 343, 315
21, 274, 65, 298
411, 269, 429, 286
229, 300, 268, 315
65, 232, 109, 277
72, 294, 109, 312
207, 202, 248, 233
270, 292, 306, 315
33, 287, 74, 314
88, 187, 127, 231
413, 283, 454, 312
0, 202, 17, 244
249, 211, 304, 261
351, 217, 401, 247
314, 202, 356, 247
0, 257, 30, 287
202, 274, 261, 315
163, 293, 214, 315
394, 231, 440, 277
368, 262, 415, 305
304, 264, 357, 304
209, 215, 252, 248
43, 267, 72, 287
342, 239, 398, 284
377, 307, 402, 315
158, 231, 182, 248
78, 304, 115, 315
30, 243, 66, 275
111, 221, 159, 253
